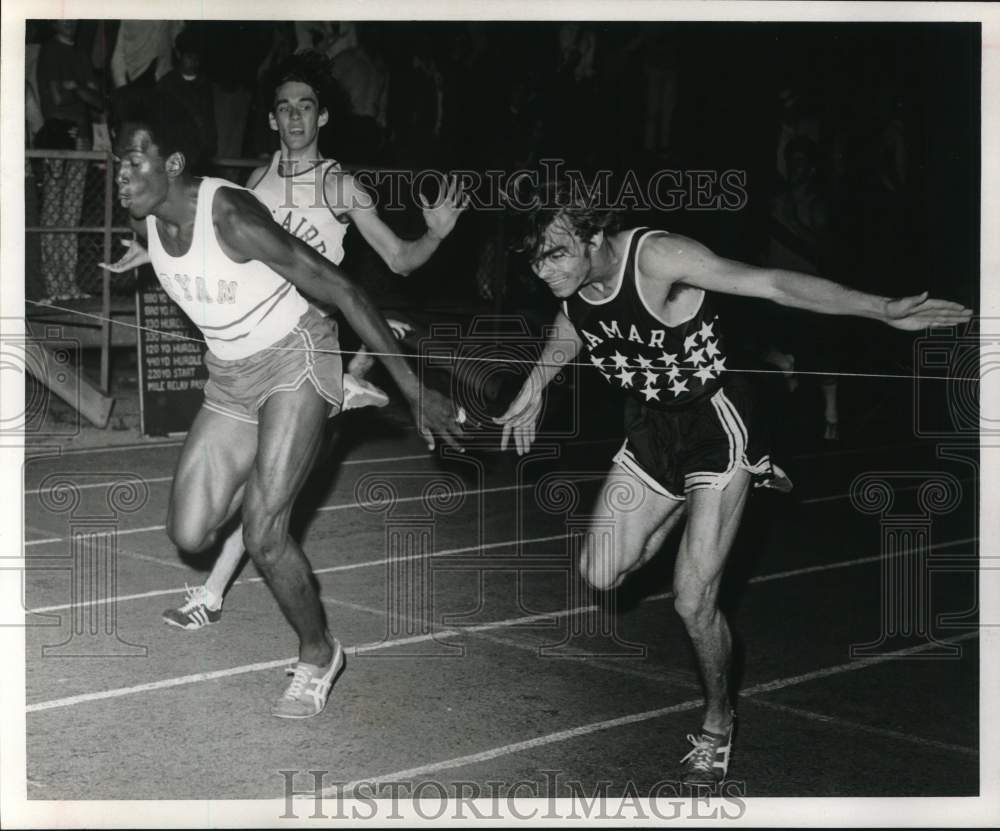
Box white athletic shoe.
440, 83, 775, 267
271, 640, 346, 719
342, 373, 389, 410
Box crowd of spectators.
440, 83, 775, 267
25, 20, 975, 379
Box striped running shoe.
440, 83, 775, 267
162, 584, 222, 630
679, 717, 735, 786
271, 639, 346, 719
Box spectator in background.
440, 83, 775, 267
775, 87, 821, 182
25, 22, 47, 303
857, 86, 912, 297
766, 137, 843, 440
638, 26, 681, 160
156, 28, 217, 170
443, 23, 501, 169
25, 24, 45, 139
330, 23, 389, 161
389, 32, 445, 168
36, 19, 104, 300
294, 21, 341, 57
110, 20, 180, 89
548, 23, 599, 166
202, 21, 264, 179
247, 23, 296, 160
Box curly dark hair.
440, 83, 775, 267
271, 51, 338, 112
513, 174, 621, 260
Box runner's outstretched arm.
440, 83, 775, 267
214, 186, 465, 450
638, 234, 973, 330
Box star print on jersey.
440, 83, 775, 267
694, 366, 716, 384
616, 368, 636, 387
682, 315, 726, 386
575, 310, 727, 402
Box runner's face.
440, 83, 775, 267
531, 217, 593, 298
113, 126, 170, 218
271, 81, 327, 152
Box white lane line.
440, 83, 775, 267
24, 455, 971, 548
25, 432, 930, 463
23, 433, 933, 496
24, 539, 978, 713
321, 594, 700, 689
746, 698, 977, 757
26, 657, 296, 712
24, 536, 67, 546
25, 523, 169, 547
24, 533, 572, 615
29, 439, 185, 457
330, 630, 978, 796
24, 532, 977, 619
23, 453, 435, 497
117, 548, 189, 570
641, 536, 977, 604
800, 476, 975, 505
23, 479, 599, 548
384, 571, 972, 743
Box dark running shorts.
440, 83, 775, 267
202, 305, 343, 425
612, 378, 774, 500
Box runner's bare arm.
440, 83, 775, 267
330, 171, 468, 276
639, 234, 973, 331
493, 308, 583, 454
213, 186, 465, 449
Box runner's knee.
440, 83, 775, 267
673, 580, 718, 625
579, 546, 621, 591
166, 515, 216, 554
242, 491, 292, 566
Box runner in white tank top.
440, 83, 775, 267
145, 176, 310, 360
173, 54, 466, 631
104, 56, 468, 633
109, 89, 467, 718
246, 58, 467, 384
250, 153, 349, 265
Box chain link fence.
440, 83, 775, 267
26, 151, 130, 302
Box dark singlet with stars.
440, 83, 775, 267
563, 228, 728, 410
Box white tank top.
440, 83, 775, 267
251, 152, 350, 265
146, 177, 309, 361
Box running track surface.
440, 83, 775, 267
20, 395, 980, 804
